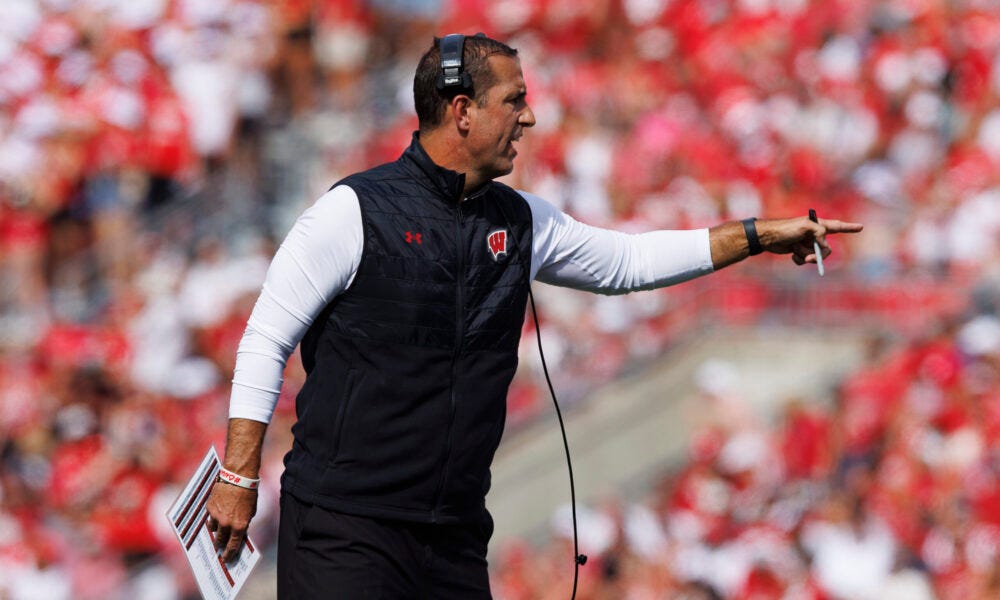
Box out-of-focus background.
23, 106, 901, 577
0, 0, 998, 598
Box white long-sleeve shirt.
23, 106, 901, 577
229, 185, 714, 423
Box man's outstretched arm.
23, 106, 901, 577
522, 191, 863, 293
709, 216, 864, 270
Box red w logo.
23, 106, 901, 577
487, 229, 508, 261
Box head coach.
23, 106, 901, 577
205, 33, 862, 598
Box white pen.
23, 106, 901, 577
809, 209, 824, 277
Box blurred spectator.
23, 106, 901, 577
495, 289, 1000, 598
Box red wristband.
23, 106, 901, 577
217, 467, 260, 490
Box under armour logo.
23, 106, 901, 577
487, 229, 508, 261
405, 231, 423, 245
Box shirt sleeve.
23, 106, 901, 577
521, 191, 715, 294
228, 185, 364, 423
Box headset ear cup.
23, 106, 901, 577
438, 33, 470, 94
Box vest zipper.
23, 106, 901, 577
432, 202, 465, 522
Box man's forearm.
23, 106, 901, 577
709, 220, 753, 270
223, 418, 268, 477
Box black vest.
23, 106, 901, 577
281, 135, 533, 524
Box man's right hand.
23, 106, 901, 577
209, 418, 268, 562
206, 479, 259, 562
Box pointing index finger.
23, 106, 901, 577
818, 218, 864, 234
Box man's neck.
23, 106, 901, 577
419, 129, 486, 197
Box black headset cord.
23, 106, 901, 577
495, 201, 587, 598
527, 285, 588, 598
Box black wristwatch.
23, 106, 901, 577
741, 217, 763, 256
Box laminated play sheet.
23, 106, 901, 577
166, 447, 261, 600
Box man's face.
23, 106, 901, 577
466, 55, 536, 181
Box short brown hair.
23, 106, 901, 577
413, 35, 518, 132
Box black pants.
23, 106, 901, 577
277, 492, 493, 599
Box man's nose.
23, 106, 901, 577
519, 104, 536, 127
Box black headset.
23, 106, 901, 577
436, 33, 486, 94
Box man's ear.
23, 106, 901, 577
449, 95, 473, 133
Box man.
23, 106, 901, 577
206, 34, 862, 598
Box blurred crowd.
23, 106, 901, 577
494, 279, 1000, 599
0, 0, 998, 597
